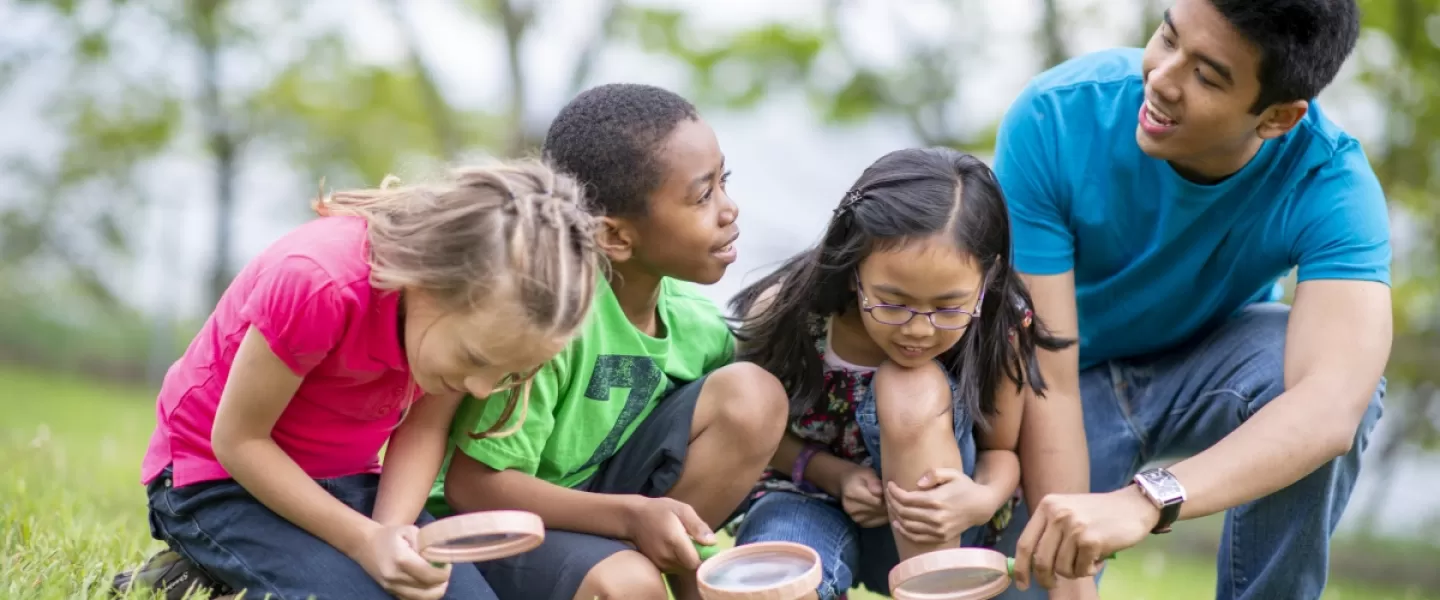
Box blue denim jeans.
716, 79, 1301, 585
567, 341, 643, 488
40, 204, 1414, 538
147, 468, 498, 600
992, 303, 1385, 600
734, 370, 988, 599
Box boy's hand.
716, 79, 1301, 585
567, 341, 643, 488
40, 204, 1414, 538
886, 468, 997, 545
839, 466, 888, 528
621, 497, 715, 573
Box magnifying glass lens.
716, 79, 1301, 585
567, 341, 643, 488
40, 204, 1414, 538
897, 567, 1007, 594
703, 551, 815, 591
432, 532, 517, 549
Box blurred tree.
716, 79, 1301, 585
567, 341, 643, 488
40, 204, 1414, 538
619, 0, 1064, 151
0, 0, 631, 384
2, 0, 629, 312
1349, 0, 1440, 532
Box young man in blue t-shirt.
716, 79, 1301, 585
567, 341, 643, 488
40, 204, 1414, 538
991, 1, 1391, 599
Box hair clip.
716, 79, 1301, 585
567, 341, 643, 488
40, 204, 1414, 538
833, 189, 864, 216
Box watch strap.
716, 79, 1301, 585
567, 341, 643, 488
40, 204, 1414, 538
1152, 500, 1180, 534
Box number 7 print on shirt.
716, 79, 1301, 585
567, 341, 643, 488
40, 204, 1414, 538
567, 354, 675, 478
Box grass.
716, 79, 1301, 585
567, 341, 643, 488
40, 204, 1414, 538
1, 364, 1435, 600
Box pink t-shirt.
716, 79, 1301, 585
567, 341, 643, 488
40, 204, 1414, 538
141, 215, 422, 487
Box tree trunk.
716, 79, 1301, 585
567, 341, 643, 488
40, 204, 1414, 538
497, 0, 533, 156
192, 0, 239, 310
1039, 0, 1067, 68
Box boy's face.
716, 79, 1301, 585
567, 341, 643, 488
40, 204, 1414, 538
607, 117, 739, 285
1136, 0, 1307, 178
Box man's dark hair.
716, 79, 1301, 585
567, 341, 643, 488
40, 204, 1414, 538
1209, 0, 1360, 113
542, 83, 699, 217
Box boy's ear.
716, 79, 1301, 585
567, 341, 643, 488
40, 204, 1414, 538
594, 216, 635, 262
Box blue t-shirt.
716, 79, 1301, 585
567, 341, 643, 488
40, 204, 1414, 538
994, 48, 1391, 369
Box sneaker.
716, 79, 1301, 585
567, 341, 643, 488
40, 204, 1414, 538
110, 549, 233, 599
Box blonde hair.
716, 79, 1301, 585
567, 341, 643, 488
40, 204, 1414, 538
314, 159, 602, 438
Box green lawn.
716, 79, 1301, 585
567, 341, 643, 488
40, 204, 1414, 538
1, 365, 1433, 600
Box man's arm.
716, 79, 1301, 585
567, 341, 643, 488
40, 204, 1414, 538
1169, 141, 1393, 517
1016, 272, 1100, 597
1168, 279, 1390, 517
990, 79, 1089, 508
1016, 271, 1090, 506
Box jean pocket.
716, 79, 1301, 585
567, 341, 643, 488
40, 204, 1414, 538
155, 479, 241, 522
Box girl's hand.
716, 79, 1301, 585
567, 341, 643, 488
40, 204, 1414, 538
355, 523, 452, 600
886, 468, 1000, 545
839, 466, 889, 528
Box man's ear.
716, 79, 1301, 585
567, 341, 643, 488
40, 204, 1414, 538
1256, 99, 1308, 140
595, 216, 635, 262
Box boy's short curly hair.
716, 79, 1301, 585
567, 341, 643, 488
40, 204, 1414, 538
542, 83, 699, 217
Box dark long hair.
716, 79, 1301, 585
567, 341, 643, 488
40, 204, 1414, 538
729, 147, 1074, 428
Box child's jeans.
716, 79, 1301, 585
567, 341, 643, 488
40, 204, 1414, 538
734, 371, 988, 600
147, 467, 498, 600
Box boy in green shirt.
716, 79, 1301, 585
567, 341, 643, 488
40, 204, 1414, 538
428, 83, 790, 600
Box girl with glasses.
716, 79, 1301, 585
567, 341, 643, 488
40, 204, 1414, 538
727, 147, 1073, 600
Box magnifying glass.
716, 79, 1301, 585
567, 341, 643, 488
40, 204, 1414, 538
414, 510, 545, 565
888, 548, 1115, 600
696, 541, 822, 600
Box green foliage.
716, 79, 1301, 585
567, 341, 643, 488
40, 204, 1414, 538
1353, 0, 1440, 391
621, 2, 1032, 152
619, 7, 826, 112
251, 32, 506, 188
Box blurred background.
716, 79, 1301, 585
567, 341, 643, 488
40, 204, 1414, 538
1, 0, 1437, 597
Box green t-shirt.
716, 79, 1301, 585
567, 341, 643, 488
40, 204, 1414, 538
427, 277, 735, 515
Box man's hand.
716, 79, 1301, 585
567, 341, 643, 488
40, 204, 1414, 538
1012, 486, 1157, 591
839, 466, 888, 528
1049, 578, 1102, 600
885, 468, 1000, 545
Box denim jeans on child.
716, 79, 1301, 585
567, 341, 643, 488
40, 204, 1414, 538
147, 467, 498, 600
734, 370, 989, 600
991, 303, 1386, 600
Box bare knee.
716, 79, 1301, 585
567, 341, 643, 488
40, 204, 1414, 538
873, 360, 953, 438
574, 551, 667, 600
703, 362, 789, 450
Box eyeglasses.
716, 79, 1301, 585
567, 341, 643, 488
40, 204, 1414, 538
854, 271, 988, 330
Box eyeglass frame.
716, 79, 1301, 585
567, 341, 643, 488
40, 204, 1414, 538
853, 267, 991, 330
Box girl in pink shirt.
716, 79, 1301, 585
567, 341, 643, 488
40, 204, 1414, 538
133, 160, 602, 600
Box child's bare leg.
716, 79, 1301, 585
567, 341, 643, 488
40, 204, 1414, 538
665, 362, 790, 599
667, 362, 789, 523
874, 360, 966, 561
573, 550, 669, 600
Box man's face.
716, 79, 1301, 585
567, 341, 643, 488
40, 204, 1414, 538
1137, 0, 1300, 179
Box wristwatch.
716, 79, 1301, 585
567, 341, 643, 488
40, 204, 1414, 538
1133, 467, 1186, 534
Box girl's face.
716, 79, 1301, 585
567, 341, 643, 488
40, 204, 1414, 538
853, 235, 986, 369
403, 293, 568, 398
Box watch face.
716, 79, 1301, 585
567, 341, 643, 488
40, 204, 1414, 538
1139, 469, 1186, 503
